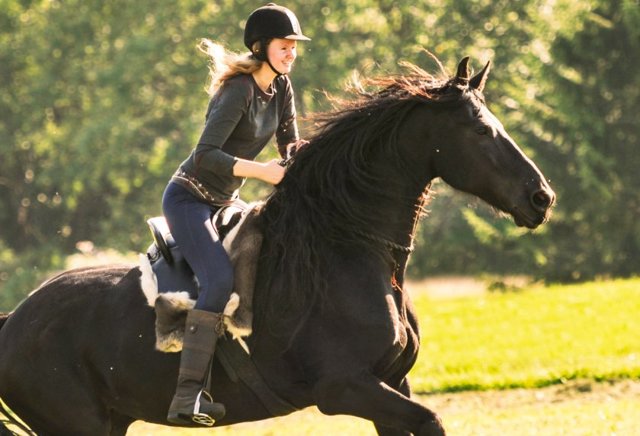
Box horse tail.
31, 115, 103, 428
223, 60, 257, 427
0, 313, 36, 435
0, 398, 36, 436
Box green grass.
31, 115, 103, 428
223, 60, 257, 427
410, 278, 640, 393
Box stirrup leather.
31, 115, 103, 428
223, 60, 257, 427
192, 389, 216, 427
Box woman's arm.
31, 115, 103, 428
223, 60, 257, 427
196, 81, 249, 176
276, 76, 301, 158
233, 158, 285, 185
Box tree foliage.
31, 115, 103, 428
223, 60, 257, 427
1, 0, 638, 307
531, 0, 640, 280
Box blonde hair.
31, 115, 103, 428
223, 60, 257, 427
198, 39, 263, 96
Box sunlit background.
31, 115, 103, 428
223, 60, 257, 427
1, 0, 638, 434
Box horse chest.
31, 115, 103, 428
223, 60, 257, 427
384, 293, 411, 350
347, 288, 417, 368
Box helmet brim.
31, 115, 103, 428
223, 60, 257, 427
283, 34, 311, 41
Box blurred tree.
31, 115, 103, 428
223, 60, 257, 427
0, 1, 270, 251
529, 0, 640, 280
1, 0, 637, 309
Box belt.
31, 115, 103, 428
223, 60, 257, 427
171, 170, 235, 207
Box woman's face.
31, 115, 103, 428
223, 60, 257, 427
267, 38, 297, 74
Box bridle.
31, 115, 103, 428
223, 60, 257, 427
354, 229, 415, 254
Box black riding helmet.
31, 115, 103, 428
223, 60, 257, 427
244, 3, 310, 68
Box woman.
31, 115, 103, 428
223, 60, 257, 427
162, 3, 310, 426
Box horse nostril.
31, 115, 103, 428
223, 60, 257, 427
530, 190, 553, 211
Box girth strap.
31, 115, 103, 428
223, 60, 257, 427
216, 338, 298, 416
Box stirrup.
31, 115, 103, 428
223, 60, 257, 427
192, 390, 215, 427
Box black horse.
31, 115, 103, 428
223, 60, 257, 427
0, 58, 554, 436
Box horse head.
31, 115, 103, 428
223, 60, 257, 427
399, 57, 555, 229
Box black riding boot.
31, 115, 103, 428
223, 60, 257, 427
167, 309, 226, 426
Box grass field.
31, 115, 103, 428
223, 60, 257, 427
411, 278, 640, 393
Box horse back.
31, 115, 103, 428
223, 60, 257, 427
0, 264, 176, 433
0, 265, 146, 365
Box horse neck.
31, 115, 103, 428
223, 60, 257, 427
367, 107, 442, 250
364, 166, 430, 253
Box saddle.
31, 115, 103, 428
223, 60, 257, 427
141, 203, 298, 416
143, 200, 263, 351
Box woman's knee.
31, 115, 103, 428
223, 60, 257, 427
196, 267, 234, 312
211, 267, 234, 296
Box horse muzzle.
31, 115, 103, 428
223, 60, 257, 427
512, 186, 556, 229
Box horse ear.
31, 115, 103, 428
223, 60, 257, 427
455, 57, 471, 85
470, 60, 491, 92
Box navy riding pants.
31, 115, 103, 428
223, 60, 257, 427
162, 181, 234, 313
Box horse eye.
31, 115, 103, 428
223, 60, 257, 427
476, 126, 488, 135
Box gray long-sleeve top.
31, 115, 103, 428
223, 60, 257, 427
178, 73, 299, 201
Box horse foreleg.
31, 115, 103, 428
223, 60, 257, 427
313, 371, 445, 436
373, 377, 413, 436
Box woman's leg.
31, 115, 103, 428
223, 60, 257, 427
161, 182, 230, 426
162, 182, 234, 312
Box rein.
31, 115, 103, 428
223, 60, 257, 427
351, 194, 429, 255
353, 229, 414, 254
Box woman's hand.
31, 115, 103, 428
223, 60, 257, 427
285, 139, 309, 159
259, 159, 286, 184
233, 158, 285, 185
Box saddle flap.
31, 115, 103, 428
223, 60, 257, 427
144, 201, 264, 337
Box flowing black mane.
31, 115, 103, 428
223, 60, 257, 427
258, 64, 466, 324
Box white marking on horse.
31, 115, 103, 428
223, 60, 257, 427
138, 254, 158, 306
